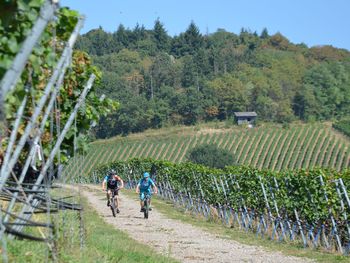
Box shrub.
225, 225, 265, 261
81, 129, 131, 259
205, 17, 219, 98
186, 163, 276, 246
333, 118, 350, 138
186, 143, 236, 169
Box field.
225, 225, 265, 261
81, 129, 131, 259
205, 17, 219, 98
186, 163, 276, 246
63, 122, 350, 178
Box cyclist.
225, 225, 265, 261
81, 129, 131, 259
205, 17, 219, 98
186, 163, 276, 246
136, 172, 158, 212
102, 169, 124, 213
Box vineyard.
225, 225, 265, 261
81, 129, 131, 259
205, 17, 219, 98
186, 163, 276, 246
63, 123, 350, 178
78, 158, 350, 254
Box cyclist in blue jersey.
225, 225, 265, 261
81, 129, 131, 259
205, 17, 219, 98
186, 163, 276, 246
136, 172, 158, 212
102, 169, 124, 213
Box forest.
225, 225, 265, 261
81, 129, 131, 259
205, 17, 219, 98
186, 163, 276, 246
74, 20, 350, 138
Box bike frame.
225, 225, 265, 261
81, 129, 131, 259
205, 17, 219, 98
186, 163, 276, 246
108, 188, 118, 217
143, 193, 151, 219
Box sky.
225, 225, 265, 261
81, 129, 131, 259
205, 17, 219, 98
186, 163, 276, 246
60, 0, 350, 50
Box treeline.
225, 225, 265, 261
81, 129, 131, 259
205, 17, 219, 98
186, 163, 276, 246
75, 20, 350, 138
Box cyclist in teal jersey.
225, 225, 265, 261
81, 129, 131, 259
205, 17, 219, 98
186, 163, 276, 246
136, 172, 158, 212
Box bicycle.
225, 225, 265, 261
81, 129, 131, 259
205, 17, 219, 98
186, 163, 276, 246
143, 193, 151, 219
109, 189, 119, 217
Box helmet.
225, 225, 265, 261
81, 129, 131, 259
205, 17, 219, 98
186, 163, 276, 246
143, 172, 150, 178
110, 169, 116, 175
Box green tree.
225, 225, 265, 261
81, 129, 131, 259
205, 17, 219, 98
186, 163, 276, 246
172, 87, 204, 125
149, 52, 178, 94
181, 55, 198, 87
260, 28, 269, 39
153, 18, 170, 51
132, 23, 147, 43
113, 24, 130, 49
171, 21, 203, 56
73, 22, 350, 137
269, 32, 290, 50
207, 74, 249, 117
187, 144, 236, 169
76, 26, 113, 55
301, 62, 349, 120
184, 21, 203, 51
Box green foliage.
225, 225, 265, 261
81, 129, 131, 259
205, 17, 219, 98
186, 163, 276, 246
73, 18, 350, 138
333, 118, 350, 137
88, 158, 350, 227
187, 143, 236, 168
0, 1, 118, 165
296, 61, 350, 121
207, 73, 249, 115
153, 18, 170, 51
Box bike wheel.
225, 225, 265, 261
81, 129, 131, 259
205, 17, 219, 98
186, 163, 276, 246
110, 198, 116, 217
143, 198, 149, 219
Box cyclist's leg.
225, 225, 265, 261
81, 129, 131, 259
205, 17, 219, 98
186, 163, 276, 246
114, 189, 119, 207
114, 189, 120, 213
106, 189, 111, 206
148, 191, 153, 210
140, 192, 145, 211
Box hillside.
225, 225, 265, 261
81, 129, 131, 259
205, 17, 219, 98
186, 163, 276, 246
64, 122, 350, 178
75, 23, 350, 138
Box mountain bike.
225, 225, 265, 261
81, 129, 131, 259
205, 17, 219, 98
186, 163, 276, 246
143, 193, 151, 219
109, 189, 119, 217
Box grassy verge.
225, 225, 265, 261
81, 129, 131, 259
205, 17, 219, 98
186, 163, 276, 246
91, 120, 286, 145
6, 189, 178, 263
121, 189, 348, 263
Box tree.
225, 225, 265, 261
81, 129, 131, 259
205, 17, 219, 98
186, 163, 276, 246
76, 27, 113, 55
113, 96, 153, 135
113, 24, 130, 49
153, 18, 170, 51
173, 87, 204, 125
132, 23, 147, 42
309, 45, 349, 61
269, 32, 290, 50
293, 85, 318, 121
181, 55, 198, 87
149, 53, 178, 94
260, 28, 269, 39
187, 144, 236, 169
299, 62, 350, 120
207, 74, 249, 117
192, 48, 210, 76
170, 21, 203, 56
73, 23, 350, 138
184, 21, 203, 51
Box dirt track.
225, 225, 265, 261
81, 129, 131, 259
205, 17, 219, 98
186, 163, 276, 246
78, 184, 312, 263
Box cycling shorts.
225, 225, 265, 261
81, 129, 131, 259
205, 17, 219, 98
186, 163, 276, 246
107, 188, 119, 196
139, 191, 151, 201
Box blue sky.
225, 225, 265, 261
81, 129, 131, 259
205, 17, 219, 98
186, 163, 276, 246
61, 0, 350, 50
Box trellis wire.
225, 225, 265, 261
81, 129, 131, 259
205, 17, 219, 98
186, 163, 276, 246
115, 167, 350, 255
0, 3, 90, 262
0, 16, 84, 191
1, 19, 84, 231
12, 74, 95, 232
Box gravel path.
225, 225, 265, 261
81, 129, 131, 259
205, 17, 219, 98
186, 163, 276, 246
79, 185, 312, 263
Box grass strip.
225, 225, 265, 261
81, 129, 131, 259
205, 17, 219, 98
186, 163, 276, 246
6, 189, 178, 263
